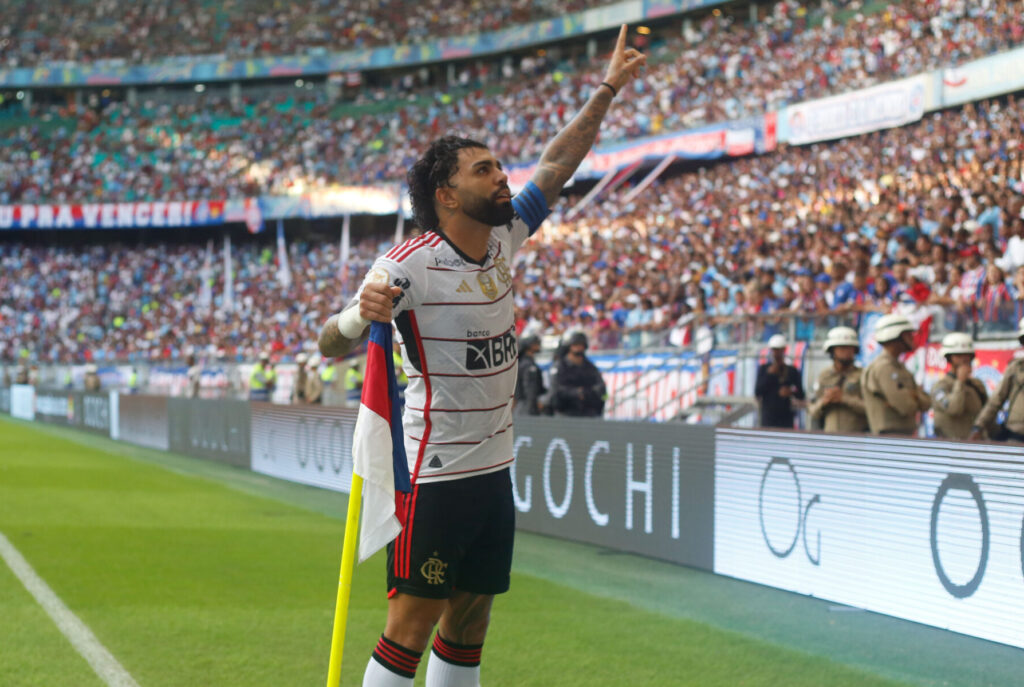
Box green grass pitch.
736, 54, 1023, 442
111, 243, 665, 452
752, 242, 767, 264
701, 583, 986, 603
0, 417, 1017, 686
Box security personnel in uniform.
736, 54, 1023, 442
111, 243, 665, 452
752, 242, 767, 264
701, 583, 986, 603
808, 326, 867, 433
265, 359, 277, 397
128, 367, 140, 394
305, 354, 324, 404
931, 333, 987, 440
971, 317, 1024, 442
249, 352, 272, 401
861, 314, 930, 435
515, 335, 546, 416
292, 353, 308, 404
552, 332, 606, 417
344, 359, 364, 405
84, 364, 101, 391
320, 357, 340, 404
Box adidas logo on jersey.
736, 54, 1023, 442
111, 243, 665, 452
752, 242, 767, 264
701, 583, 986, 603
428, 455, 443, 468
456, 280, 473, 294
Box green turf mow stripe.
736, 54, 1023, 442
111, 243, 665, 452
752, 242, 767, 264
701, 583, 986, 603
0, 555, 107, 687
2, 416, 1021, 686
0, 531, 141, 687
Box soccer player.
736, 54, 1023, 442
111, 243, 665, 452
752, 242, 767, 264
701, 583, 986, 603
317, 25, 645, 687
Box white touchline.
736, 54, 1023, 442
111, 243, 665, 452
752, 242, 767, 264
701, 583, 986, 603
0, 531, 141, 687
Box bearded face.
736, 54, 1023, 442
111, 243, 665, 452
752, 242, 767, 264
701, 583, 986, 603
459, 188, 515, 227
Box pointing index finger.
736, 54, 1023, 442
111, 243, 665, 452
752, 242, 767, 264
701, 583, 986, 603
616, 24, 627, 53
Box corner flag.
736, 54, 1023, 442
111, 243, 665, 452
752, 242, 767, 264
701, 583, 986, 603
326, 321, 411, 686
354, 321, 412, 561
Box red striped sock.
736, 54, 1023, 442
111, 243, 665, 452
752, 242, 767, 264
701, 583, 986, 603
371, 635, 423, 678
431, 633, 483, 667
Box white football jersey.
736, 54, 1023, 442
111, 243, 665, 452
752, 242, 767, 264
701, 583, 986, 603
351, 182, 549, 484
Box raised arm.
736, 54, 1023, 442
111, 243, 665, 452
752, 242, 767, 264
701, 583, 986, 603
530, 24, 647, 207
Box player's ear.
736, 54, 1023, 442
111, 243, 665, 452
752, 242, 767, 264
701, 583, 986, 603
435, 185, 458, 212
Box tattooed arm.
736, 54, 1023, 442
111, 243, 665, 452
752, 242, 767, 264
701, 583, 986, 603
531, 24, 647, 207
318, 282, 400, 358
318, 311, 361, 359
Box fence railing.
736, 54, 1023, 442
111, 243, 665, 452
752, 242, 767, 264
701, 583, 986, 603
582, 304, 1012, 354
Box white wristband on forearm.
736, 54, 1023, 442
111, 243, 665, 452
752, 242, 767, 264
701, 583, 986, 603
336, 307, 370, 339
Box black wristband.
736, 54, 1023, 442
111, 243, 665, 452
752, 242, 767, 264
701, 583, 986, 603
599, 81, 617, 97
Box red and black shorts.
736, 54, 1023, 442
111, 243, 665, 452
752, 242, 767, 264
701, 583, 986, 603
387, 468, 515, 599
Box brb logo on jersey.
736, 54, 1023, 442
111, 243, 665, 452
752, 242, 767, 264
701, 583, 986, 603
466, 331, 517, 370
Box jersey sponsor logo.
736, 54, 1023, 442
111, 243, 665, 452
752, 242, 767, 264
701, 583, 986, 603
477, 272, 498, 299
367, 267, 389, 284
434, 256, 465, 268
466, 331, 517, 370
392, 276, 411, 306
420, 554, 448, 585
456, 280, 473, 294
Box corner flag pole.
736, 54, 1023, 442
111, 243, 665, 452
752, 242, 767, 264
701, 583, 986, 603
326, 473, 364, 687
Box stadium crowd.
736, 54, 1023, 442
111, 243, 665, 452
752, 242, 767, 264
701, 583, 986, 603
2, 92, 1023, 364
2, 0, 1022, 204
0, 0, 598, 67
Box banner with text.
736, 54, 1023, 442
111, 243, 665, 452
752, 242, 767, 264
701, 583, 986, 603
512, 416, 715, 570
782, 75, 928, 146
0, 201, 226, 230
508, 116, 773, 190
715, 428, 1024, 649
250, 403, 358, 492
940, 47, 1024, 108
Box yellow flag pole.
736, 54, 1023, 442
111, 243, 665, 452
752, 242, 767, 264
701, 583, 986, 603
326, 473, 363, 687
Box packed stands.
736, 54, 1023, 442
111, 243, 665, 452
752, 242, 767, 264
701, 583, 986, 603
3, 0, 1022, 204
0, 0, 599, 66
3, 0, 1024, 364
3, 92, 1023, 362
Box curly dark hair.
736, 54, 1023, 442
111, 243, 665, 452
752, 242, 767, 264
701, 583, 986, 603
407, 136, 487, 231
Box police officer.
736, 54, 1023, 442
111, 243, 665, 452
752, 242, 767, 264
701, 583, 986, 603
861, 314, 930, 435
808, 326, 867, 433
552, 332, 606, 417
292, 352, 309, 404
971, 317, 1024, 442
320, 357, 340, 405
305, 354, 324, 404
344, 359, 364, 405
249, 352, 272, 401
515, 335, 546, 416
931, 333, 987, 440
265, 359, 277, 397
84, 364, 101, 392
754, 334, 805, 429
